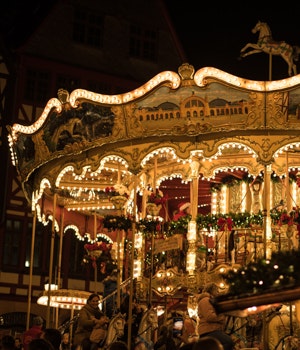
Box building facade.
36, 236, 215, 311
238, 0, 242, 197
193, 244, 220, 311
0, 0, 185, 333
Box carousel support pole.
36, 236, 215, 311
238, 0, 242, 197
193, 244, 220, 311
46, 192, 57, 328
186, 158, 199, 279
148, 158, 158, 304
127, 175, 138, 350
26, 208, 37, 329
263, 165, 272, 259
57, 208, 65, 288
70, 304, 75, 344
285, 152, 292, 212
116, 229, 121, 311
55, 207, 65, 328
285, 152, 293, 251
224, 226, 228, 263
149, 230, 154, 306
190, 158, 200, 220
93, 212, 98, 293
262, 165, 272, 350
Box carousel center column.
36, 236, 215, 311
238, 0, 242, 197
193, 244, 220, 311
262, 164, 273, 350
264, 164, 273, 260
186, 158, 200, 290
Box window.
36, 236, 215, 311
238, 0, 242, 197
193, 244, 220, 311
73, 8, 103, 48
3, 220, 22, 267
129, 24, 157, 61
24, 69, 50, 104
25, 221, 50, 272
68, 233, 86, 278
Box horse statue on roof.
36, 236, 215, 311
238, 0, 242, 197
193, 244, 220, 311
134, 306, 158, 350
240, 20, 298, 77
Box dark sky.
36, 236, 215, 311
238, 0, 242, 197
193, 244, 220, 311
164, 1, 300, 81
1, 1, 300, 82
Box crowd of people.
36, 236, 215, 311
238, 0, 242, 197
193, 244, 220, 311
1, 282, 235, 350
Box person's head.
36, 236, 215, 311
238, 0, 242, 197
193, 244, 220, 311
105, 261, 117, 275
202, 282, 219, 297
81, 338, 91, 350
192, 336, 224, 350
61, 333, 69, 344
1, 335, 15, 350
41, 328, 62, 350
28, 339, 55, 350
107, 341, 128, 350
87, 293, 101, 309
15, 337, 22, 348
32, 316, 44, 327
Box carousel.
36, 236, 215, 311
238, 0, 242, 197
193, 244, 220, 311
7, 41, 300, 349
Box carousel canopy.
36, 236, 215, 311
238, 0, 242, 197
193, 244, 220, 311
7, 63, 300, 236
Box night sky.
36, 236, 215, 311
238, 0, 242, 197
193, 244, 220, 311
164, 1, 300, 81
1, 1, 300, 82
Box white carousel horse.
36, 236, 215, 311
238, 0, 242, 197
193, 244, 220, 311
134, 307, 158, 350
240, 21, 297, 76
99, 312, 126, 349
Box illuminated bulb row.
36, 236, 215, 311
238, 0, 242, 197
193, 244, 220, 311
64, 225, 114, 244
211, 192, 217, 214
275, 142, 300, 157
214, 166, 250, 175
32, 178, 51, 209
220, 186, 227, 214
187, 221, 197, 241
218, 142, 257, 156
47, 215, 60, 233
11, 98, 62, 140
69, 89, 122, 107
141, 147, 177, 166
37, 295, 87, 310
66, 205, 113, 211
133, 260, 142, 278
186, 251, 196, 273
100, 155, 129, 166
8, 137, 18, 166
56, 166, 75, 187
36, 204, 50, 227
194, 67, 269, 92
157, 173, 182, 186
68, 72, 179, 107
65, 225, 81, 239
240, 182, 247, 212
267, 75, 300, 91
134, 232, 143, 249
73, 166, 89, 180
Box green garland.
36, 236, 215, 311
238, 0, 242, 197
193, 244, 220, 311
218, 249, 300, 299
101, 208, 300, 235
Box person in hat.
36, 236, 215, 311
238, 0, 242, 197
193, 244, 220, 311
23, 316, 44, 350
173, 202, 191, 221
197, 282, 234, 350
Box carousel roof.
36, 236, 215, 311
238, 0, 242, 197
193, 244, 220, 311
7, 63, 300, 237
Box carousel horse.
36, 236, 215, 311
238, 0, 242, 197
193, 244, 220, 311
240, 21, 297, 76
99, 312, 126, 349
134, 307, 158, 350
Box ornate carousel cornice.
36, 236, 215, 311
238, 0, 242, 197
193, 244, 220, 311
7, 63, 300, 231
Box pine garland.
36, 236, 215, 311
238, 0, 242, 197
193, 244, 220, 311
218, 249, 300, 300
